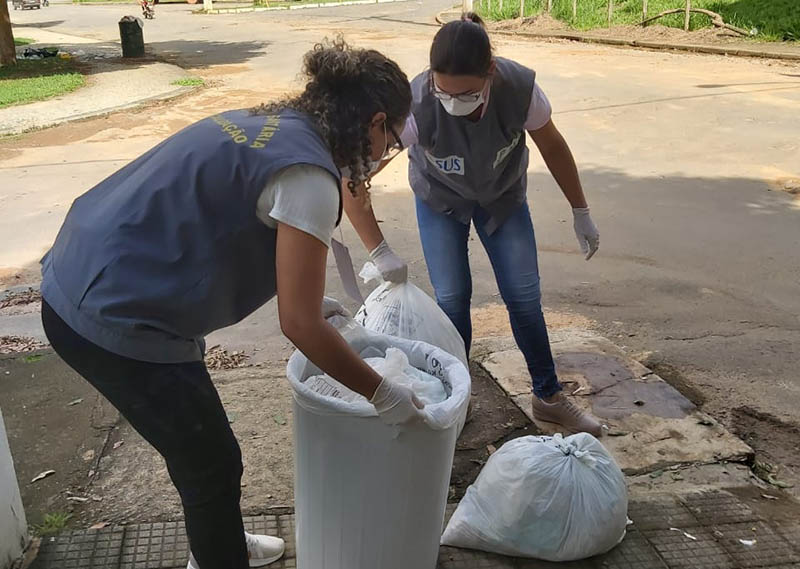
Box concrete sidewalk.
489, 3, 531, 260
27, 491, 800, 569
1, 29, 195, 136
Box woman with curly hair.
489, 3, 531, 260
344, 14, 604, 436
39, 40, 415, 569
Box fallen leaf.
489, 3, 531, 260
649, 469, 664, 479
739, 539, 757, 547
713, 530, 724, 539
767, 475, 794, 489
89, 522, 109, 530
31, 470, 55, 483
487, 444, 497, 455
82, 450, 95, 462
697, 418, 714, 426
226, 412, 237, 424
68, 398, 84, 406
24, 354, 44, 363
113, 441, 124, 450
273, 414, 287, 426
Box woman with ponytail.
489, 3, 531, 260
344, 14, 604, 436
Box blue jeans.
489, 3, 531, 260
416, 197, 562, 399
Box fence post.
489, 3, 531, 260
519, 0, 524, 18
607, 0, 613, 25
642, 0, 647, 21
572, 0, 577, 19
684, 0, 691, 30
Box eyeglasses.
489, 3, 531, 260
383, 123, 404, 160
431, 80, 485, 103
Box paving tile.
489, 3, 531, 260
595, 529, 668, 569
438, 546, 517, 569
680, 490, 760, 526
32, 527, 125, 569
643, 527, 735, 569
712, 521, 800, 567
628, 496, 699, 531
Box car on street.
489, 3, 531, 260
13, 0, 43, 9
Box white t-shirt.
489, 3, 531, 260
256, 164, 340, 246
401, 82, 552, 147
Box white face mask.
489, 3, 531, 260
439, 93, 485, 116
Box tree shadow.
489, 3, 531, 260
146, 39, 270, 68
11, 20, 65, 29
12, 38, 270, 76
706, 0, 799, 41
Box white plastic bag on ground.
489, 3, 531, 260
441, 433, 628, 561
355, 263, 468, 368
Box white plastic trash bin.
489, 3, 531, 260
287, 318, 471, 569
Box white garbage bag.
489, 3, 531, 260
306, 347, 448, 406
355, 263, 468, 368
441, 433, 628, 561
289, 316, 470, 431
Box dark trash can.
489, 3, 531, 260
119, 16, 145, 58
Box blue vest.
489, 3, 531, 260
41, 109, 341, 363
408, 58, 535, 234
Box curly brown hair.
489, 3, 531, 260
254, 38, 411, 195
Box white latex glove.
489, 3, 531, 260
369, 240, 408, 284
370, 377, 425, 426
572, 208, 600, 261
322, 296, 350, 319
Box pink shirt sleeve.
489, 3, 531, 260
524, 83, 552, 131
400, 113, 419, 147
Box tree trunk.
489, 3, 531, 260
1, 0, 17, 66
684, 0, 691, 31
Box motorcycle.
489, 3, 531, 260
140, 0, 155, 19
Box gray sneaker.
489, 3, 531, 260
531, 392, 603, 437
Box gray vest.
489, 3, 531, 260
41, 109, 341, 363
408, 58, 535, 234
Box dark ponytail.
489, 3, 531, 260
254, 38, 411, 195
430, 12, 493, 77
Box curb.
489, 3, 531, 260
0, 85, 196, 138
196, 0, 410, 15
434, 9, 800, 62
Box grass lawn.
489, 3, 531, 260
14, 38, 36, 46
0, 58, 85, 109
171, 77, 204, 86
477, 0, 799, 41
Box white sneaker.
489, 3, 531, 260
187, 532, 285, 568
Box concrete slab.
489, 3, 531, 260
475, 330, 753, 475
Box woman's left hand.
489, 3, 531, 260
322, 296, 350, 319
572, 208, 600, 261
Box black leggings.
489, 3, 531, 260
41, 301, 249, 569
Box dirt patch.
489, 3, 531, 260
770, 177, 800, 195
472, 303, 594, 339
204, 345, 250, 370
732, 406, 800, 497
0, 335, 48, 354
488, 18, 796, 50
0, 288, 41, 309
492, 13, 569, 33
450, 362, 539, 500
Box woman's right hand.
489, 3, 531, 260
370, 377, 425, 426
